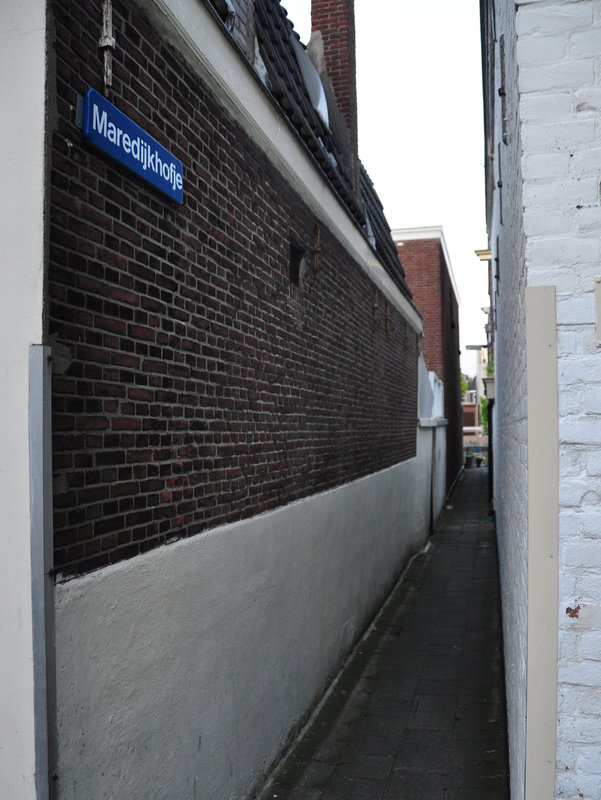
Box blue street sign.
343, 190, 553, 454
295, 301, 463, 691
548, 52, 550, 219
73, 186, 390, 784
83, 88, 183, 204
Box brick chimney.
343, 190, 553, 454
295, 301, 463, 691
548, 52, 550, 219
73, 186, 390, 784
310, 0, 359, 191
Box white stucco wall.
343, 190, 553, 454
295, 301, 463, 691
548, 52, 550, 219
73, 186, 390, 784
55, 440, 432, 800
0, 1, 47, 797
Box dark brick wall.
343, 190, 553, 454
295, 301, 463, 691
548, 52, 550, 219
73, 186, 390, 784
397, 238, 463, 491
49, 0, 418, 579
439, 258, 463, 491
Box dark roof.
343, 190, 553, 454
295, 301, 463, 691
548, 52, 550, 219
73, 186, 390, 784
359, 166, 412, 296
254, 0, 412, 301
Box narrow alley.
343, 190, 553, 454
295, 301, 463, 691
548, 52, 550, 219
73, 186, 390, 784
257, 467, 509, 800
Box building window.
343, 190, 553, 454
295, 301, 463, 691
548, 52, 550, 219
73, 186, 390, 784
209, 0, 236, 31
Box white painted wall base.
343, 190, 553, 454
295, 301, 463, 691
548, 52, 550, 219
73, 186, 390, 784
0, 1, 47, 796
55, 434, 434, 800
433, 423, 447, 518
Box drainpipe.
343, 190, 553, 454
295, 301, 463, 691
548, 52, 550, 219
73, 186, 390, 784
29, 346, 55, 799
430, 425, 437, 535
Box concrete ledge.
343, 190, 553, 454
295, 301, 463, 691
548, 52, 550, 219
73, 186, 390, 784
419, 417, 448, 428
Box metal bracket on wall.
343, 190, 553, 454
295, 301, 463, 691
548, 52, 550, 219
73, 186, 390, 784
313, 223, 320, 273
75, 94, 84, 130
99, 0, 116, 97
29, 345, 55, 799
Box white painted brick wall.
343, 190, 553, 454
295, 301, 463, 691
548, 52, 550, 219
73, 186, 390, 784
520, 91, 571, 122
489, 4, 529, 797
516, 33, 567, 65
527, 236, 599, 268
489, 0, 601, 796
521, 115, 597, 152
521, 152, 570, 180
569, 26, 601, 57
519, 58, 594, 93
515, 0, 601, 795
585, 450, 601, 476
516, 1, 593, 37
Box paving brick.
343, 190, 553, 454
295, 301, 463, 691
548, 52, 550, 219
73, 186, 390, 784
383, 769, 449, 800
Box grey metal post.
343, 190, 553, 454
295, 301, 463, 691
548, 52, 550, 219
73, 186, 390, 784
29, 345, 54, 799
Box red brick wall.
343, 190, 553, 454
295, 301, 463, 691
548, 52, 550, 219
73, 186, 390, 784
463, 405, 477, 427
49, 0, 419, 578
398, 240, 444, 377
397, 238, 463, 491
311, 0, 358, 163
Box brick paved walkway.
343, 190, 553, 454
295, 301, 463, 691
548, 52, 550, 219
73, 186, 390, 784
256, 467, 509, 800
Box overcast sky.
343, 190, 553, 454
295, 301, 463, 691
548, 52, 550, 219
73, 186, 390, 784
282, 0, 488, 375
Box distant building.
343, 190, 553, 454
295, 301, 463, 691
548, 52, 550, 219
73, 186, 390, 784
462, 395, 479, 433
392, 226, 463, 492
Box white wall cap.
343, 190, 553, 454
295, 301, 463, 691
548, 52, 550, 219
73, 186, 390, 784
391, 225, 445, 242
418, 417, 448, 428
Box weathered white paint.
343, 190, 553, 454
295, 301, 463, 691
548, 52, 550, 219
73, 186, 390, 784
55, 441, 433, 800
429, 371, 445, 420
433, 422, 447, 517
0, 1, 47, 797
525, 285, 559, 799
417, 354, 448, 527
485, 4, 529, 796
516, 2, 601, 796
416, 421, 447, 529
486, 1, 601, 796
142, 0, 422, 336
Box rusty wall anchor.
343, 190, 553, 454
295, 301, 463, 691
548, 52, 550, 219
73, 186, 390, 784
99, 0, 116, 97
313, 223, 321, 273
